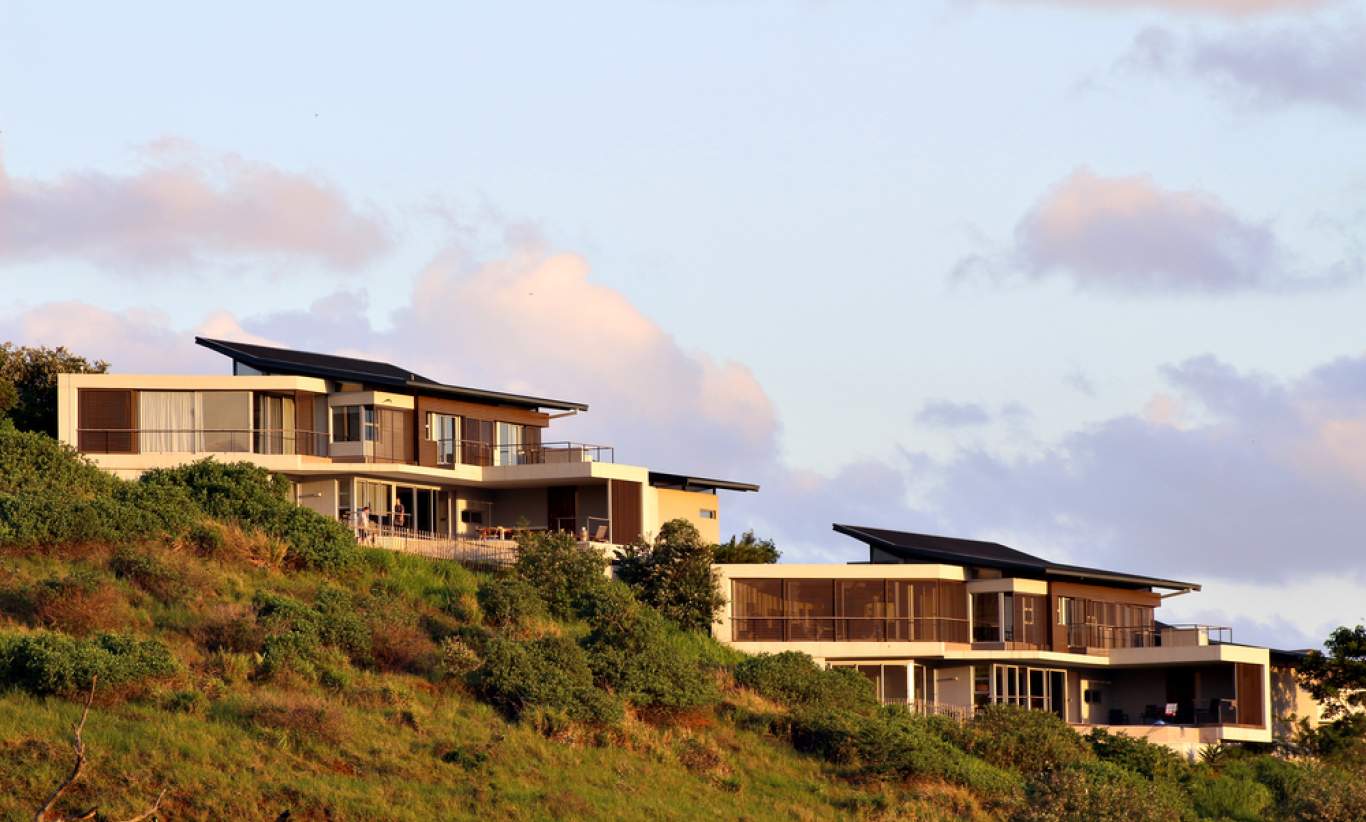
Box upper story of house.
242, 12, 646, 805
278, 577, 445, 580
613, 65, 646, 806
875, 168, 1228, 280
55, 337, 758, 543
713, 524, 1243, 664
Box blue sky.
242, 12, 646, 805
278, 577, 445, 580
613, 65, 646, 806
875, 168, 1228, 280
2, 0, 1364, 648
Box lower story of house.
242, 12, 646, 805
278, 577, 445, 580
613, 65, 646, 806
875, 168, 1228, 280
824, 656, 1271, 758
288, 473, 718, 546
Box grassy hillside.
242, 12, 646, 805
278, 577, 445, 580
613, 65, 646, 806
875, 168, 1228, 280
0, 425, 1363, 821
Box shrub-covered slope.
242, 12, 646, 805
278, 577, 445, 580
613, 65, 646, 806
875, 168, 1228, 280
0, 425, 1362, 821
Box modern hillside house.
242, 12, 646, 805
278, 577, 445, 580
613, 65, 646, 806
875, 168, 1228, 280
56, 338, 757, 559
713, 524, 1286, 757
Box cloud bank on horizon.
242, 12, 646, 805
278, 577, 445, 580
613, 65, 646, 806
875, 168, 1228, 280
0, 141, 389, 273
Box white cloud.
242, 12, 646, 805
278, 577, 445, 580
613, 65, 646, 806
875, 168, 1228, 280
959, 168, 1356, 295
0, 141, 390, 273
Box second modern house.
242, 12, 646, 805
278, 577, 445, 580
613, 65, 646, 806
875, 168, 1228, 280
713, 524, 1289, 757
56, 337, 757, 559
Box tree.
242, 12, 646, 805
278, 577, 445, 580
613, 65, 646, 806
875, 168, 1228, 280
713, 529, 779, 564
615, 518, 725, 632
0, 343, 109, 436
1298, 625, 1366, 720
0, 377, 17, 420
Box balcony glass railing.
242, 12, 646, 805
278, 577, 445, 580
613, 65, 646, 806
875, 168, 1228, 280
732, 616, 970, 643
77, 428, 329, 457
431, 439, 614, 467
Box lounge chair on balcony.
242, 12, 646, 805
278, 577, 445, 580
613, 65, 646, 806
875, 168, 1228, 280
592, 524, 608, 542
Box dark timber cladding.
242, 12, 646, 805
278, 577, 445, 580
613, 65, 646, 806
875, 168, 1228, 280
78, 388, 137, 453
609, 479, 643, 544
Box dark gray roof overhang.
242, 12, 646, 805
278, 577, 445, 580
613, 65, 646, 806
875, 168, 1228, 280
833, 523, 1200, 592
648, 471, 759, 493
196, 337, 588, 412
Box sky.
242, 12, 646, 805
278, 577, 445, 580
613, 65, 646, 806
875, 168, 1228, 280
2, 0, 1364, 650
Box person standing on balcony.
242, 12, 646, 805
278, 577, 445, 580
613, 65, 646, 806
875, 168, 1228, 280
393, 499, 407, 532
359, 505, 373, 544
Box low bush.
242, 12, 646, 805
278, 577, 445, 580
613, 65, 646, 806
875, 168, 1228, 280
477, 577, 547, 629
581, 581, 717, 714
140, 460, 357, 571
1281, 763, 1366, 822
473, 634, 622, 726
513, 531, 608, 620
955, 705, 1092, 778
1087, 727, 1189, 784
1187, 767, 1273, 821
789, 708, 1023, 807
733, 651, 878, 713
1020, 761, 1193, 822
0, 630, 176, 695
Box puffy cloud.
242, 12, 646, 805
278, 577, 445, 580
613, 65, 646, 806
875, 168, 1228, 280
0, 142, 390, 272
0, 302, 223, 373
963, 168, 1355, 294
919, 353, 1366, 584
1124, 22, 1366, 113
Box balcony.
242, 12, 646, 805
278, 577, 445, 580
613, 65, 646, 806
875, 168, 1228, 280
731, 616, 971, 644
77, 428, 329, 457
428, 439, 614, 468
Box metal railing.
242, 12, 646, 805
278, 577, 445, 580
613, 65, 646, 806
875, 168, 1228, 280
1162, 624, 1233, 645
77, 428, 330, 457
342, 518, 520, 571
731, 616, 970, 643
432, 439, 615, 467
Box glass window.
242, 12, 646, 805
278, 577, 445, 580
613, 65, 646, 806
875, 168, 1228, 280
972, 592, 1001, 643
428, 413, 459, 464
332, 405, 376, 442
496, 421, 523, 465
838, 580, 887, 641
786, 580, 835, 641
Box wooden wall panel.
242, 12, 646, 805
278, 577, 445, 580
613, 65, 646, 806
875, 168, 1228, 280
609, 479, 643, 545
77, 389, 137, 453
414, 395, 550, 428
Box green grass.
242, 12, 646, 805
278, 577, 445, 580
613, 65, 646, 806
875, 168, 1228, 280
0, 542, 982, 822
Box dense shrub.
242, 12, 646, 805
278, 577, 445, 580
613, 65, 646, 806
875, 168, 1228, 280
0, 428, 200, 548
252, 587, 372, 679
789, 708, 1023, 806
955, 705, 1092, 778
733, 651, 878, 713
1281, 763, 1366, 822
1087, 727, 1189, 784
141, 460, 357, 571
513, 531, 608, 620
477, 577, 547, 629
1020, 761, 1193, 822
581, 581, 717, 713
712, 530, 780, 564
614, 519, 725, 632
0, 426, 114, 498
0, 630, 176, 694
1186, 768, 1273, 822
473, 634, 622, 726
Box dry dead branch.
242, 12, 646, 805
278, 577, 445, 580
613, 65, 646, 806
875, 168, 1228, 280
34, 677, 168, 822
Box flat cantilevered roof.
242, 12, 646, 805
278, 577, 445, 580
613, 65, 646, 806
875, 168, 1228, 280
196, 337, 588, 412
648, 471, 760, 493
833, 523, 1200, 592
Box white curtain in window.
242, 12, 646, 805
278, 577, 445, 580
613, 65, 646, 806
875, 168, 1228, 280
496, 421, 523, 465
139, 391, 195, 453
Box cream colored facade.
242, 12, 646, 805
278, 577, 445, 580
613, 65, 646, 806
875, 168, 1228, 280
57, 370, 745, 547
713, 559, 1279, 755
